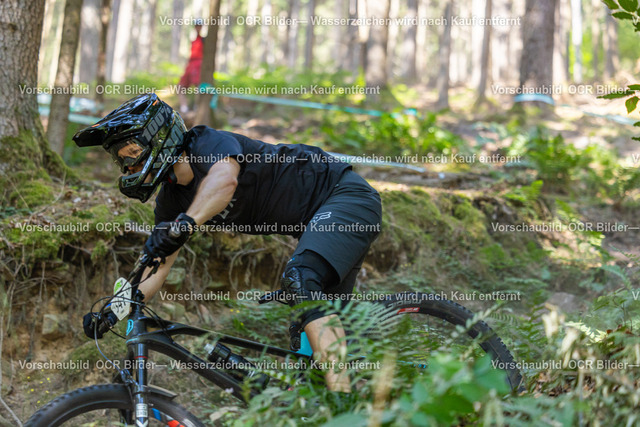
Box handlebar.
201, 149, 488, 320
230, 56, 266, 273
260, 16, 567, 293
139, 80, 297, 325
97, 311, 119, 336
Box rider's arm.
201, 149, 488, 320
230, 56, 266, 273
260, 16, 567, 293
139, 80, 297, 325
139, 250, 180, 301
186, 157, 240, 225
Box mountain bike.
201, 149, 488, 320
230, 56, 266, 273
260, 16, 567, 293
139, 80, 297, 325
25, 253, 523, 426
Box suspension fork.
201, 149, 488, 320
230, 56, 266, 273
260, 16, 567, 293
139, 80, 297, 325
126, 292, 150, 426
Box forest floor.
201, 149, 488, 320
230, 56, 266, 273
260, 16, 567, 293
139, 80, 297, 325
2, 85, 640, 424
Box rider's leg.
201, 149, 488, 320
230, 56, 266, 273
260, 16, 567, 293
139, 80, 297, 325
304, 314, 350, 392
281, 251, 351, 392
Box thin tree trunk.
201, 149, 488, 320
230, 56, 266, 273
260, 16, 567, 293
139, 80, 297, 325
519, 0, 557, 104
96, 0, 112, 107
48, 0, 84, 155
604, 10, 618, 80
436, 1, 453, 110
261, 0, 273, 66
471, 0, 485, 87
244, 0, 259, 69
110, 0, 133, 83
345, 0, 359, 72
139, 0, 157, 71
221, 0, 235, 72
48, 1, 65, 87
194, 0, 222, 126
553, 0, 569, 84
38, 0, 57, 84
492, 0, 509, 83
475, 0, 492, 106
287, 0, 300, 69
170, 0, 184, 63
402, 0, 418, 81
386, 0, 399, 81
78, 0, 100, 83
128, 0, 142, 72
365, 0, 390, 92
358, 0, 368, 73
570, 0, 582, 82
415, 0, 428, 84
591, 0, 601, 81
304, 0, 316, 70
105, 0, 120, 82
0, 0, 53, 173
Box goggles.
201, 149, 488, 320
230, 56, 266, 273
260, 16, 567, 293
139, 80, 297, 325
108, 139, 151, 173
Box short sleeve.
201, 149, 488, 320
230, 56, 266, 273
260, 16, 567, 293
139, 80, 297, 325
188, 127, 243, 176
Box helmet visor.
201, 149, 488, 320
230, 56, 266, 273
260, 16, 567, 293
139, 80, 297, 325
108, 139, 150, 173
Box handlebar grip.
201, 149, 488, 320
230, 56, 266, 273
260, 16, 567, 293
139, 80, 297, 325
97, 312, 118, 336
168, 222, 182, 239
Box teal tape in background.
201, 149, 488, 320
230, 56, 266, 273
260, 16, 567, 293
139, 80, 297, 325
513, 93, 637, 125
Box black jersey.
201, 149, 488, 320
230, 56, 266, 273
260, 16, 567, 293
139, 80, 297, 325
154, 126, 351, 236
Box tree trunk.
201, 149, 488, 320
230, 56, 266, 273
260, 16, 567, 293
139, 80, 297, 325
553, 0, 569, 84
287, 0, 300, 69
519, 0, 557, 103
105, 0, 120, 82
415, 0, 428, 84
78, 0, 100, 83
386, 0, 399, 81
96, 0, 112, 107
47, 0, 65, 87
475, 0, 492, 106
0, 0, 60, 178
603, 10, 618, 80
365, 0, 390, 92
471, 0, 485, 87
304, 0, 316, 70
128, 0, 142, 72
401, 0, 418, 81
48, 0, 84, 156
110, 0, 133, 83
492, 0, 510, 83
436, 1, 453, 109
345, 0, 359, 72
170, 0, 184, 63
261, 0, 274, 67
591, 0, 601, 81
38, 0, 57, 84
220, 0, 235, 72
570, 0, 582, 82
244, 0, 259, 69
358, 0, 368, 74
139, 0, 157, 71
194, 0, 222, 126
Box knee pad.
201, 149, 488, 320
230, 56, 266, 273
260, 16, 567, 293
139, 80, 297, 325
281, 251, 338, 327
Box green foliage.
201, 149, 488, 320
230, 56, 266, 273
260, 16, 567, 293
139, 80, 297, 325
523, 130, 591, 188
215, 66, 367, 104
320, 111, 462, 158
603, 0, 640, 32
123, 62, 183, 89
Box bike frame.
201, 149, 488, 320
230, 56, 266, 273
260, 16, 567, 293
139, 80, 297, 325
117, 291, 311, 425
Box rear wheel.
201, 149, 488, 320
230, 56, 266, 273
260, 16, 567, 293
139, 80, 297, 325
377, 292, 523, 391
25, 384, 205, 427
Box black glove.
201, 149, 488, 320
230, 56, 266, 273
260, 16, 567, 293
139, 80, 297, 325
83, 307, 118, 339
144, 213, 196, 259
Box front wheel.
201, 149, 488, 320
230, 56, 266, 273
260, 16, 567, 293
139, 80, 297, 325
25, 384, 205, 427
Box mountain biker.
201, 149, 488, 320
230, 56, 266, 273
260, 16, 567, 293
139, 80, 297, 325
73, 93, 382, 393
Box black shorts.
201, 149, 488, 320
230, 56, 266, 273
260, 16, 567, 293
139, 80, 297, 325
290, 170, 382, 299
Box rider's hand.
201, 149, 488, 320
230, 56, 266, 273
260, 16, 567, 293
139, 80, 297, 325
83, 308, 118, 339
144, 213, 196, 259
